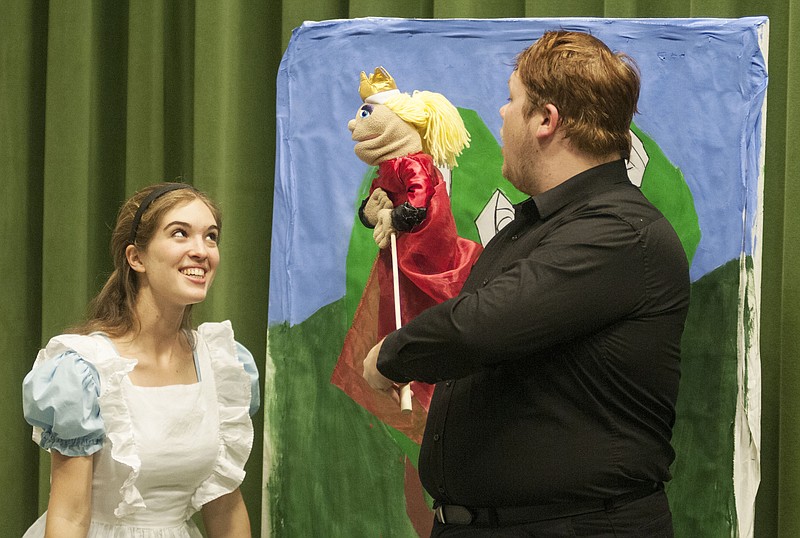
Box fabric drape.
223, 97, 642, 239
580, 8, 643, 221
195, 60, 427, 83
0, 1, 795, 537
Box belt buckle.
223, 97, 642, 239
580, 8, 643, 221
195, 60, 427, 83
434, 504, 474, 525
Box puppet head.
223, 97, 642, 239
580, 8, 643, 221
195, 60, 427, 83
348, 67, 470, 168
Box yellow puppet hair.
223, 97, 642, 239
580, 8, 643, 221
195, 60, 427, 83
383, 91, 470, 168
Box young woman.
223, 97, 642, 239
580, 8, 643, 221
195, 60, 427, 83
22, 183, 259, 537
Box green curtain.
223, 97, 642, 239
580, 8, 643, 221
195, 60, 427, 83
0, 1, 795, 536
1, 1, 276, 534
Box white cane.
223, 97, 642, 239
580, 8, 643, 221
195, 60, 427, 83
390, 233, 413, 414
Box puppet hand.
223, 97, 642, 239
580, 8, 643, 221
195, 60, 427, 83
363, 338, 393, 391
373, 208, 396, 249
363, 188, 393, 226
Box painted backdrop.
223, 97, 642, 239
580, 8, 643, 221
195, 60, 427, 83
267, 17, 767, 537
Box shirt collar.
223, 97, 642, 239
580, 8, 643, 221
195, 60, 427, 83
514, 159, 630, 222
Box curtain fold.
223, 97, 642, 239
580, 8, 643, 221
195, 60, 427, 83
0, 0, 47, 531
0, 1, 794, 536
775, 1, 800, 534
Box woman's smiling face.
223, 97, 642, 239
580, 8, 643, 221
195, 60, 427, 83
132, 198, 221, 308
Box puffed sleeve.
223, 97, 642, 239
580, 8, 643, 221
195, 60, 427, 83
22, 351, 104, 456
235, 341, 260, 416
396, 155, 436, 209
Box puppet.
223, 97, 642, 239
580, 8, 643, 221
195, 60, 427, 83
347, 67, 482, 410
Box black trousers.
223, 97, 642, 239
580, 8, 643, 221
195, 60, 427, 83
430, 490, 673, 538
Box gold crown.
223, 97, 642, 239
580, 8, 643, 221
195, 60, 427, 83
359, 66, 399, 102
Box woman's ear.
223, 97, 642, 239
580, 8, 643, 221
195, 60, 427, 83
126, 244, 146, 273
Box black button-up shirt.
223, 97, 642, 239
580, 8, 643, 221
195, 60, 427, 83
378, 160, 690, 507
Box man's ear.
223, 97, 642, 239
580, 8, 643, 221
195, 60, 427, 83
126, 244, 146, 273
535, 103, 560, 139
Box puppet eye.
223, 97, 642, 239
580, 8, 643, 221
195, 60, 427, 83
358, 104, 373, 118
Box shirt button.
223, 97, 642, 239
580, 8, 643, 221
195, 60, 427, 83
511, 234, 518, 240
446, 381, 452, 387
434, 433, 441, 441
482, 278, 489, 286
438, 486, 445, 493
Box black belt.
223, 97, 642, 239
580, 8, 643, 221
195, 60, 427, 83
434, 482, 663, 526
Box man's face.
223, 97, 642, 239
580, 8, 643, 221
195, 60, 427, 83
499, 71, 539, 195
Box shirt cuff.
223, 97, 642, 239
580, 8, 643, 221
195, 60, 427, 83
376, 331, 413, 384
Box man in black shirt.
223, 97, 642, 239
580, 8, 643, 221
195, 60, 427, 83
363, 30, 690, 537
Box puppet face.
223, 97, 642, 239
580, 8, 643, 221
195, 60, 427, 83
348, 103, 422, 166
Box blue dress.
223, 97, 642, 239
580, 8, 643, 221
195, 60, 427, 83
22, 321, 260, 537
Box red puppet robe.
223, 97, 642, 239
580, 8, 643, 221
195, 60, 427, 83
371, 152, 483, 409
331, 151, 482, 446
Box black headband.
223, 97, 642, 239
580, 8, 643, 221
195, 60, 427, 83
129, 183, 193, 244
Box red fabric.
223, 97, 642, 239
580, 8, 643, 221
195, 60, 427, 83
331, 263, 428, 444
373, 153, 482, 333
404, 456, 434, 537
331, 153, 481, 431
372, 153, 482, 410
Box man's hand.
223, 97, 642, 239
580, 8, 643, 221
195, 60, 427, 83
363, 188, 393, 226
373, 208, 396, 249
363, 338, 393, 391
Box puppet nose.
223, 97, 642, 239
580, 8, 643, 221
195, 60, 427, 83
348, 119, 356, 132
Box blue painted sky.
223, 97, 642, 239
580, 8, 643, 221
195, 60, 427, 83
270, 17, 767, 326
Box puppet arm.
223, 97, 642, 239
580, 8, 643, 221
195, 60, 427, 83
359, 188, 393, 228
373, 208, 396, 249
389, 155, 434, 232
390, 202, 427, 232
373, 203, 427, 248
